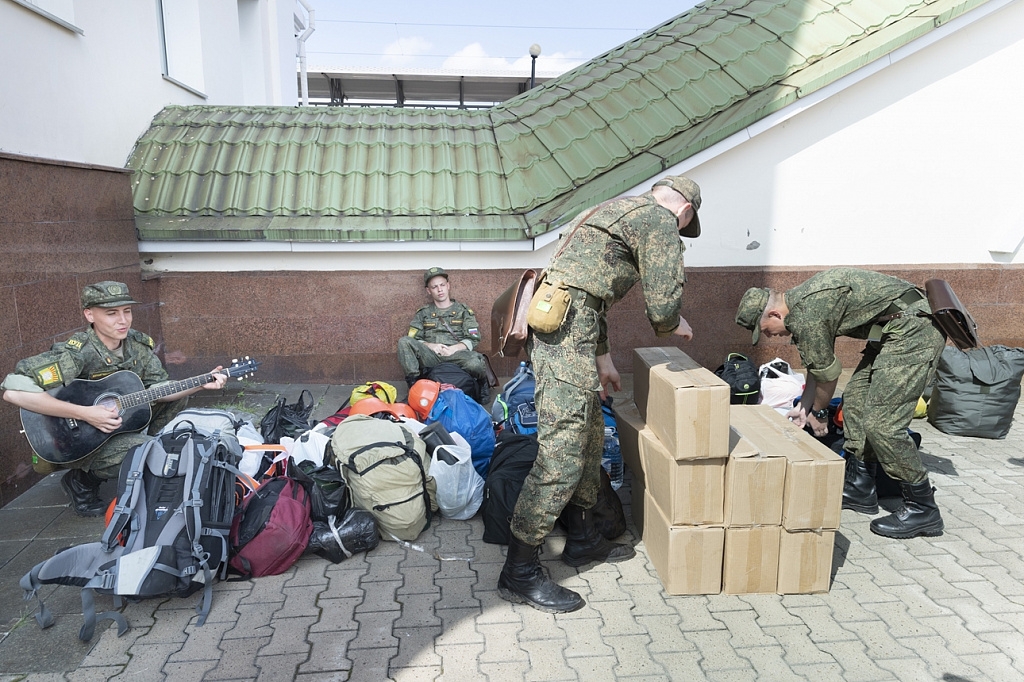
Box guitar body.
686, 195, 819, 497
20, 371, 153, 465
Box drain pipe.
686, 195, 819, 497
296, 0, 315, 106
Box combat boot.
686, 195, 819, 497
498, 535, 584, 613
842, 458, 879, 514
870, 477, 944, 538
60, 469, 106, 517
559, 504, 635, 567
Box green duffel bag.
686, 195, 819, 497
928, 345, 1024, 439
331, 415, 437, 542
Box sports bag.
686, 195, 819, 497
928, 345, 1024, 439
229, 474, 312, 578
350, 381, 398, 406
481, 433, 539, 544
714, 353, 760, 405
427, 362, 481, 403
426, 388, 496, 478
332, 415, 437, 542
491, 361, 538, 435
21, 423, 244, 641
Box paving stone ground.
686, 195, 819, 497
2, 377, 1024, 681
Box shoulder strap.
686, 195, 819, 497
553, 199, 617, 260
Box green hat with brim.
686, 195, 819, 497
735, 287, 770, 345
81, 281, 140, 309
423, 267, 449, 286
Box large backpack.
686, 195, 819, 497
332, 415, 437, 542
20, 423, 244, 641
714, 353, 761, 405
481, 433, 539, 544
491, 362, 538, 435
229, 474, 313, 578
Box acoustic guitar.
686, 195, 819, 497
20, 357, 260, 464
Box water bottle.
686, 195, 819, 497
602, 426, 624, 490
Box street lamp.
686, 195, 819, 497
529, 44, 542, 89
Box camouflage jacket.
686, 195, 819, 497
407, 301, 481, 351
545, 193, 685, 355
2, 327, 168, 393
784, 268, 923, 382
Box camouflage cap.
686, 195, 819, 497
81, 281, 139, 309
424, 267, 449, 286
653, 175, 702, 238
735, 287, 770, 345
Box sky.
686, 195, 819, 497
301, 1, 700, 76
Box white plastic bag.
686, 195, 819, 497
428, 432, 484, 520
283, 429, 331, 468
759, 358, 805, 415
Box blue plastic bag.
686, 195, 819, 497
427, 389, 496, 478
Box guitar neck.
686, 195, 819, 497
118, 371, 222, 410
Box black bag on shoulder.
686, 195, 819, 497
714, 353, 760, 405
260, 389, 315, 443
481, 433, 539, 544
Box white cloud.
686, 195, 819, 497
443, 42, 586, 75
382, 36, 433, 67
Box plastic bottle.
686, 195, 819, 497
601, 425, 624, 490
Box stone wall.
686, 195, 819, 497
0, 153, 159, 505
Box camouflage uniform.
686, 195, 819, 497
2, 327, 186, 478
397, 301, 488, 382
511, 193, 686, 545
781, 268, 945, 484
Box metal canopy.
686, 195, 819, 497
303, 68, 556, 108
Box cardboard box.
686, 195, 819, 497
646, 361, 730, 460
723, 526, 781, 594
632, 347, 698, 422
777, 529, 835, 594
640, 428, 725, 525
723, 426, 787, 527
643, 491, 724, 595
613, 400, 647, 534
731, 405, 845, 531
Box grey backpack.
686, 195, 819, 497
20, 422, 244, 641
928, 345, 1024, 439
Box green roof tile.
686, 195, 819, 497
129, 0, 994, 242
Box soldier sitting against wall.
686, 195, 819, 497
397, 267, 489, 395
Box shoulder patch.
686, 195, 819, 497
408, 327, 418, 337
35, 363, 63, 388
130, 330, 155, 348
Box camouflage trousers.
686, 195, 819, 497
842, 310, 945, 484
396, 336, 488, 383
63, 398, 189, 480
511, 294, 604, 546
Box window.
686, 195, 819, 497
157, 0, 206, 96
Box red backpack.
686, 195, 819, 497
229, 476, 312, 578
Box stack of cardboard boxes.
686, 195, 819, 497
615, 347, 845, 595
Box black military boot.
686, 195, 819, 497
60, 469, 106, 517
559, 504, 636, 567
498, 535, 585, 613
870, 478, 944, 538
842, 458, 879, 514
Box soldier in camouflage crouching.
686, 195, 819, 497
735, 268, 946, 539
498, 175, 702, 613
2, 281, 227, 516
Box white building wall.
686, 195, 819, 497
0, 0, 298, 168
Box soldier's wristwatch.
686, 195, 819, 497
810, 407, 830, 420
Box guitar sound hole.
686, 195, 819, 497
95, 394, 122, 415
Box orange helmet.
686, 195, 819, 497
408, 379, 441, 420
349, 397, 418, 420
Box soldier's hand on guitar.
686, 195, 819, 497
203, 367, 228, 391
83, 403, 122, 433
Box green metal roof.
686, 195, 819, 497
129, 0, 992, 242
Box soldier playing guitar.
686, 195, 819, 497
2, 282, 228, 516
